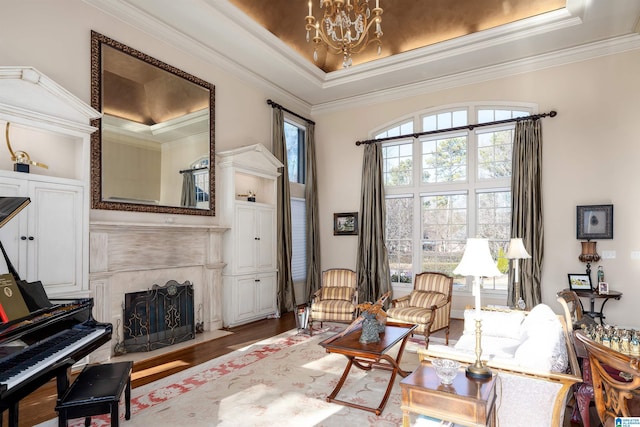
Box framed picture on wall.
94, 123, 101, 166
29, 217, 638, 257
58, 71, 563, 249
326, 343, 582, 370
568, 273, 592, 291
333, 212, 358, 235
577, 204, 613, 240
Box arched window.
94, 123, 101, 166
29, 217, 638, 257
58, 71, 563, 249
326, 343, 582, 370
379, 103, 533, 294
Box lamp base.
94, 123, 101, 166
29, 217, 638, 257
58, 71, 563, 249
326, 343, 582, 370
465, 364, 492, 380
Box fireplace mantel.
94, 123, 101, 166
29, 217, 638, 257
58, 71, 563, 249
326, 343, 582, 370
89, 221, 227, 362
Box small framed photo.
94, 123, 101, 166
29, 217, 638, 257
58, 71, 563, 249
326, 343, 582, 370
598, 282, 609, 294
333, 212, 358, 236
568, 273, 592, 291
577, 204, 613, 240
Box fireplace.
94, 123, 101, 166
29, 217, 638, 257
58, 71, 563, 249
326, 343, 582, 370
121, 280, 195, 353
89, 222, 227, 363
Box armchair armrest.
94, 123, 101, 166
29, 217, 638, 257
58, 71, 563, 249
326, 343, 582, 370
391, 295, 410, 308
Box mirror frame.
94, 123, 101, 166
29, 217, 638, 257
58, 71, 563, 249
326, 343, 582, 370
90, 31, 215, 216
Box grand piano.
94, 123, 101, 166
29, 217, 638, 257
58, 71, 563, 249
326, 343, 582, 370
0, 197, 112, 427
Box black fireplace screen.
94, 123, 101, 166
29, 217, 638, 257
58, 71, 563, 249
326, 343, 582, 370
123, 280, 195, 353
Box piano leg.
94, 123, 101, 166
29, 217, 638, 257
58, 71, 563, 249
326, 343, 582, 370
7, 404, 18, 427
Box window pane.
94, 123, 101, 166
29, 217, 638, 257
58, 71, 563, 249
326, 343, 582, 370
383, 142, 413, 186
421, 194, 467, 277
477, 191, 511, 290
386, 196, 413, 284
290, 198, 306, 282
421, 136, 467, 183
284, 121, 305, 184
477, 129, 513, 180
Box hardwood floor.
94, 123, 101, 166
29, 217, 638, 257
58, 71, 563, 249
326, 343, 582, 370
9, 315, 583, 426
12, 312, 298, 427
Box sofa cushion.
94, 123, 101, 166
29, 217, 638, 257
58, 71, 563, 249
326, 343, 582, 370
409, 291, 447, 308
463, 309, 526, 341
320, 286, 352, 301
514, 304, 568, 372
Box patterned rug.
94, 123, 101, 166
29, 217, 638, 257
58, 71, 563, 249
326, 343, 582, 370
40, 325, 429, 427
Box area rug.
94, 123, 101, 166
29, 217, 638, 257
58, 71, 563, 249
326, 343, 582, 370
39, 325, 427, 427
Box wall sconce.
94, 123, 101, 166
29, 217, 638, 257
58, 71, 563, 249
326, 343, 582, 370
506, 238, 531, 310
578, 241, 600, 284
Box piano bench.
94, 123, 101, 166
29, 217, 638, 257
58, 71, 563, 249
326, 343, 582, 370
55, 361, 133, 427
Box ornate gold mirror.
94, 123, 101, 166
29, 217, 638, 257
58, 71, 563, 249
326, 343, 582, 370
90, 31, 215, 215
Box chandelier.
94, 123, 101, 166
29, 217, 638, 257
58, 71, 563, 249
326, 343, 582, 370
305, 0, 383, 68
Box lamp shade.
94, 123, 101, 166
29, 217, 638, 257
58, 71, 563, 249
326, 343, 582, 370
453, 238, 502, 277
506, 238, 531, 260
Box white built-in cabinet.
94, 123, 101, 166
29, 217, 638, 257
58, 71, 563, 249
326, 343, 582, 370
0, 173, 84, 295
217, 144, 282, 327
0, 66, 100, 297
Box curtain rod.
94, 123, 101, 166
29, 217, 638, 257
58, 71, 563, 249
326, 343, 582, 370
179, 166, 208, 174
355, 110, 557, 146
267, 99, 315, 125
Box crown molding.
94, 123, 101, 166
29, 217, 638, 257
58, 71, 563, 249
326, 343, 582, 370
312, 34, 640, 115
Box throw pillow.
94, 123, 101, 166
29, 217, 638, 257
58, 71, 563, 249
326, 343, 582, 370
321, 286, 352, 301
409, 291, 447, 308
463, 309, 526, 341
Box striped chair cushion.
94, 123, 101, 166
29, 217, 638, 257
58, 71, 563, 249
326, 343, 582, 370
320, 286, 352, 301
311, 300, 355, 316
386, 306, 433, 324
409, 291, 447, 308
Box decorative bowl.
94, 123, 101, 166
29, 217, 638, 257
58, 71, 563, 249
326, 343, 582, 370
432, 358, 460, 385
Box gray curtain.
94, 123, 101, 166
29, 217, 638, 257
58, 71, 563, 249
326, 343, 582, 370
272, 108, 296, 313
180, 171, 196, 207
356, 143, 391, 305
304, 122, 321, 302
510, 119, 543, 308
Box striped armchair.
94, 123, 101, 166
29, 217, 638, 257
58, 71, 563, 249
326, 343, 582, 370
309, 269, 358, 329
386, 272, 453, 347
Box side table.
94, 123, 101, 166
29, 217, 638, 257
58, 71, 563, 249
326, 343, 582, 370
570, 288, 622, 324
400, 361, 496, 427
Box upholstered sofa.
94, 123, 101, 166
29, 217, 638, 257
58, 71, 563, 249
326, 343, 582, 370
418, 304, 581, 426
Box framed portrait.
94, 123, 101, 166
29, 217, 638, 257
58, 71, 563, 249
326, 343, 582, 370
333, 212, 358, 235
568, 273, 592, 291
598, 282, 609, 295
577, 204, 613, 240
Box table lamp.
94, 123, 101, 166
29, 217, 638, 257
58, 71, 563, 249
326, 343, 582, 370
453, 238, 502, 380
506, 238, 531, 310
578, 241, 600, 286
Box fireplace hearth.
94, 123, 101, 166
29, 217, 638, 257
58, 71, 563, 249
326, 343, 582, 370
121, 280, 196, 354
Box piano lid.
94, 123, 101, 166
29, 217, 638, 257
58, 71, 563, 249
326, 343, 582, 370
0, 197, 30, 229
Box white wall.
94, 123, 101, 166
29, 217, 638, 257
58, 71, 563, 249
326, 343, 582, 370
1, 0, 284, 225
3, 1, 639, 326
314, 50, 640, 326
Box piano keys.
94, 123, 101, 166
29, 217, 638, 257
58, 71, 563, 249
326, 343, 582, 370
0, 298, 112, 427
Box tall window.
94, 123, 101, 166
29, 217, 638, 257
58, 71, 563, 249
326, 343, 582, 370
284, 120, 305, 184
380, 104, 532, 293
284, 117, 307, 282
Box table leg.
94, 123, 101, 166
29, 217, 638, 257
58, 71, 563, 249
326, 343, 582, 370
327, 357, 354, 401
402, 410, 410, 427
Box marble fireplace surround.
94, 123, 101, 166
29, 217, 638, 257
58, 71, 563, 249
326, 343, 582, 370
89, 221, 227, 362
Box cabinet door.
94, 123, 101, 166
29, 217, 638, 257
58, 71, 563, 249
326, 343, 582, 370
234, 205, 257, 274
0, 179, 28, 277
235, 275, 257, 321
255, 273, 276, 315
27, 181, 84, 294
255, 206, 276, 271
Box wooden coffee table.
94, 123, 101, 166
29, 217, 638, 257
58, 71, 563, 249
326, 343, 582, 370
400, 360, 496, 427
319, 321, 417, 415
